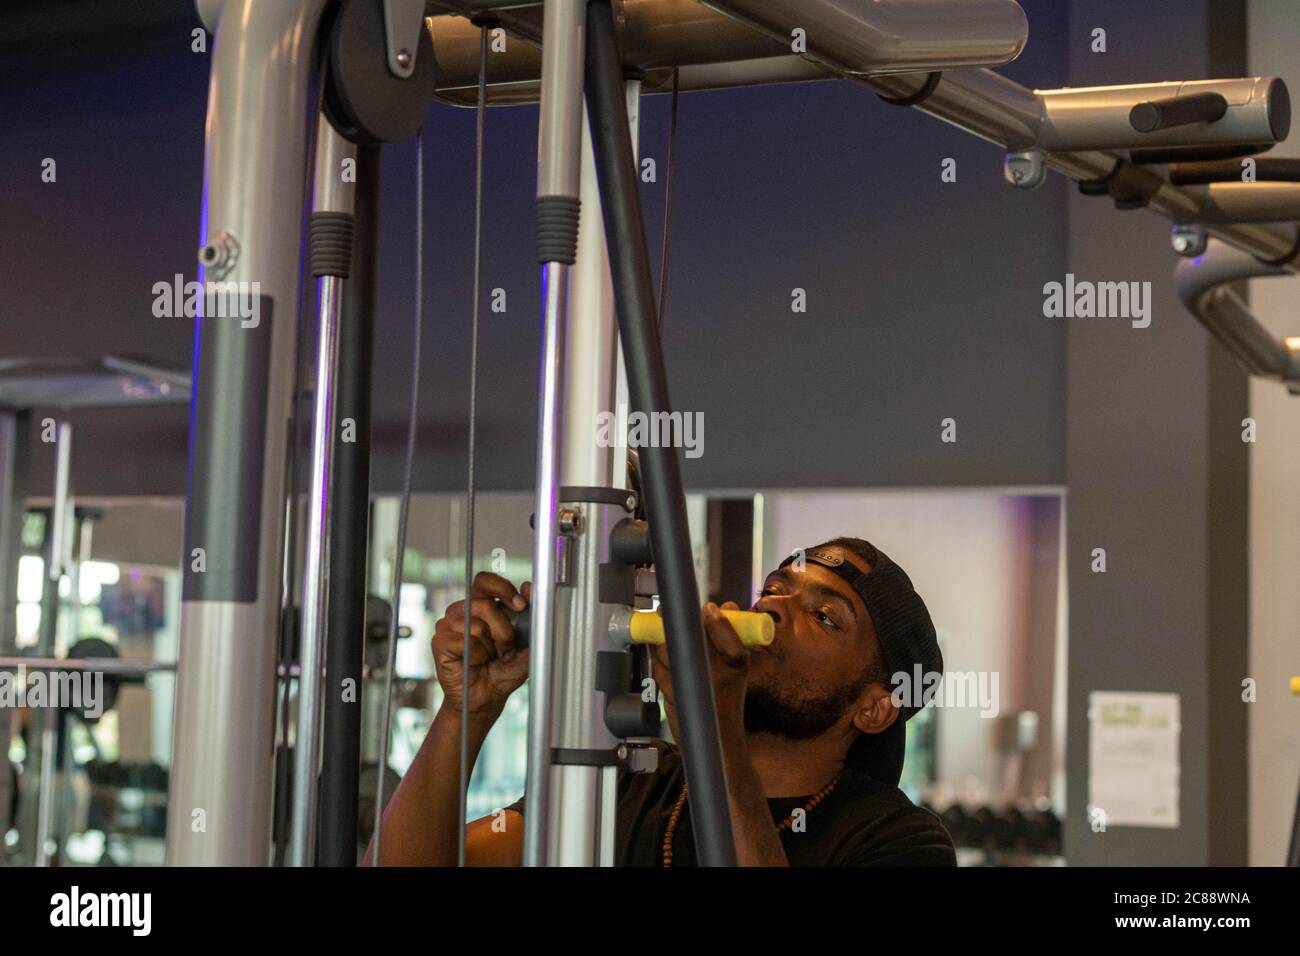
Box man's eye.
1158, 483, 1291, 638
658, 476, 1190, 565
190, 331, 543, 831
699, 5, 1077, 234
814, 609, 838, 629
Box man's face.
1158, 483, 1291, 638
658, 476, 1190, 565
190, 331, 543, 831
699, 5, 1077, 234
743, 546, 882, 740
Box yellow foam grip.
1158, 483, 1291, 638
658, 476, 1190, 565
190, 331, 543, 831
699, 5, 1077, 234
627, 609, 775, 647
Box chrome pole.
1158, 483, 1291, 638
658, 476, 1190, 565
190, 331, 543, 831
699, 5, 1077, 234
526, 263, 570, 868
525, 0, 587, 868
289, 119, 357, 867
34, 421, 72, 867
546, 81, 644, 867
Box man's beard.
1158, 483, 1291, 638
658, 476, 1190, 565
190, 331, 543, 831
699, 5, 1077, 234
743, 670, 867, 741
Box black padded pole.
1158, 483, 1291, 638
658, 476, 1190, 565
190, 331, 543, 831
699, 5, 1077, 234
317, 142, 380, 866
584, 0, 736, 867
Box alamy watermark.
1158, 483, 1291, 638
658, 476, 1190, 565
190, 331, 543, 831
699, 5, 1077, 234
594, 402, 704, 459
151, 274, 261, 328
889, 665, 1000, 718
50, 886, 151, 936
0, 667, 104, 719
1042, 273, 1151, 329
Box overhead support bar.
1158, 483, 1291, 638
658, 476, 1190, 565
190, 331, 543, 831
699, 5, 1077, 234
425, 4, 831, 108
700, 0, 1027, 75
431, 0, 1026, 104
435, 0, 794, 64
1033, 77, 1289, 154
1171, 157, 1300, 184
1175, 183, 1300, 224
643, 56, 831, 94
1175, 238, 1300, 387
429, 46, 830, 108
854, 70, 1300, 267
425, 8, 1300, 277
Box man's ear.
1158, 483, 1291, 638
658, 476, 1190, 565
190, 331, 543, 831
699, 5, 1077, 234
852, 683, 901, 736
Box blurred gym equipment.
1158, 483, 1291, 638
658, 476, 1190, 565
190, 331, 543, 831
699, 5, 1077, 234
0, 357, 187, 866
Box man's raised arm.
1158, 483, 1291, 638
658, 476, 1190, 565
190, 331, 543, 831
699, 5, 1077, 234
364, 572, 530, 866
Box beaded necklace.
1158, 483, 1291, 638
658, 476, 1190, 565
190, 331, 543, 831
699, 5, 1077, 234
660, 772, 843, 867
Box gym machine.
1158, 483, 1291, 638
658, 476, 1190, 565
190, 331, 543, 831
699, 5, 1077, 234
168, 0, 1300, 868
0, 357, 189, 865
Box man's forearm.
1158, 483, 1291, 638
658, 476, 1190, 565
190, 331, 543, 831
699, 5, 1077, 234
721, 732, 790, 867
364, 705, 496, 866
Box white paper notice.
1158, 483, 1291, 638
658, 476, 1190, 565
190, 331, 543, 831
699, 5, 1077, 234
1087, 691, 1180, 829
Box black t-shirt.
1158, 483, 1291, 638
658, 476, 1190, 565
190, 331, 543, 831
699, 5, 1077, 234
508, 743, 957, 867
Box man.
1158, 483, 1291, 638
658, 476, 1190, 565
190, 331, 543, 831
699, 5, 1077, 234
368, 536, 955, 866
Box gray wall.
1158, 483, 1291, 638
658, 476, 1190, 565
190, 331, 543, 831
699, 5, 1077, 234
1063, 0, 1249, 865
1244, 0, 1300, 867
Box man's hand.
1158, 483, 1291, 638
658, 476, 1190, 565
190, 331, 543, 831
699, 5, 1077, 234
651, 601, 749, 744
432, 572, 532, 719
651, 602, 791, 865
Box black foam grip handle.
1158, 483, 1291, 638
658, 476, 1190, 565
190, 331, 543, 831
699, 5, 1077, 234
310, 211, 355, 277
505, 604, 531, 649
537, 195, 581, 264
1130, 92, 1228, 133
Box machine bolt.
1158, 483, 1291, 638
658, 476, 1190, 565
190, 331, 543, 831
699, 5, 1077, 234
1171, 224, 1208, 257
396, 49, 412, 70
558, 507, 583, 535
197, 230, 240, 279
1003, 148, 1048, 190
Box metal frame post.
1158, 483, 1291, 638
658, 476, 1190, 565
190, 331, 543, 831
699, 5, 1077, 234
168, 0, 331, 866
544, 90, 639, 866
318, 141, 380, 867
524, 0, 589, 868
0, 410, 28, 853
289, 119, 358, 867
33, 421, 73, 867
